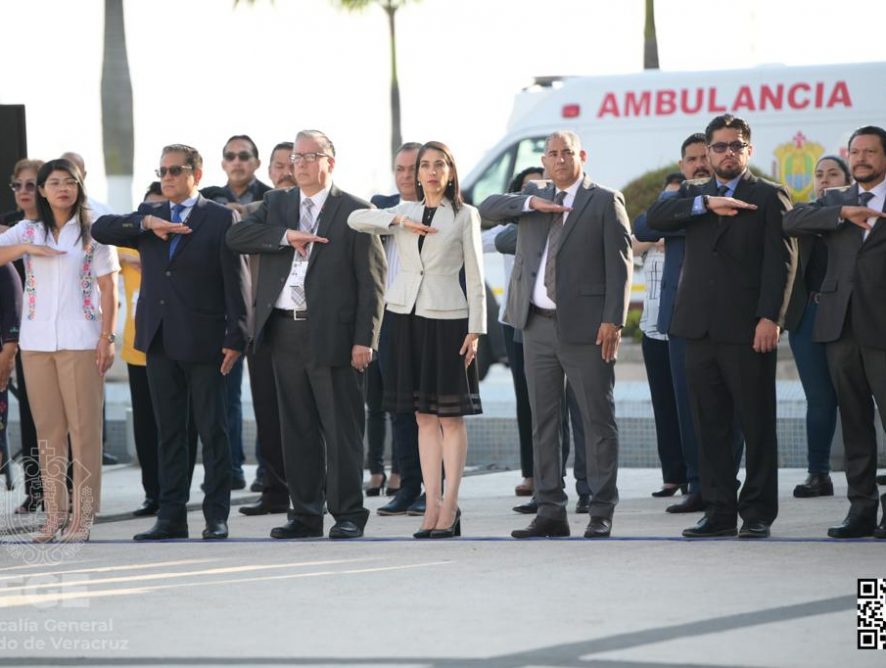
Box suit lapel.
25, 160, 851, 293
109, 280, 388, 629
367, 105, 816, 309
285, 188, 301, 230
559, 175, 595, 247
712, 171, 753, 248
307, 185, 340, 275
168, 196, 206, 265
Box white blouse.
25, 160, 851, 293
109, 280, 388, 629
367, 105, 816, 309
0, 217, 120, 352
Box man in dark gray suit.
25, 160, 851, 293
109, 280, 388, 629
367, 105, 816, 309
783, 125, 886, 539
479, 130, 632, 538
226, 130, 386, 540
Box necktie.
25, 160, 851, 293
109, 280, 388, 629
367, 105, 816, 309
859, 191, 876, 240
300, 198, 315, 233
717, 184, 730, 197
168, 203, 187, 259
543, 190, 568, 303
290, 198, 315, 310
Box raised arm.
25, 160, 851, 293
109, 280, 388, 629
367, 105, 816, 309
478, 193, 530, 222
91, 212, 148, 249
226, 197, 291, 255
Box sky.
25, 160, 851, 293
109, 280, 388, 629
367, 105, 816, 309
1, 0, 885, 208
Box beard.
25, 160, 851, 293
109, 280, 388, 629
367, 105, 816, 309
853, 166, 885, 184
714, 164, 744, 181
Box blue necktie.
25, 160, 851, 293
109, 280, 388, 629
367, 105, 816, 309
168, 203, 186, 258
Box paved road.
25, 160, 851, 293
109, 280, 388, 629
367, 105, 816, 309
0, 468, 883, 667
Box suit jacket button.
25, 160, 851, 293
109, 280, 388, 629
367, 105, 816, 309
159, 299, 165, 305
165, 270, 172, 276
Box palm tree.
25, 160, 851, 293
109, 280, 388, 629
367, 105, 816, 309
100, 0, 134, 211
643, 0, 659, 70
336, 0, 414, 161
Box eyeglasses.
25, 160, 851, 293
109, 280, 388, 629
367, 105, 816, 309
44, 178, 78, 189
290, 152, 330, 164
155, 165, 193, 178
10, 181, 36, 193
223, 151, 255, 162
708, 141, 749, 154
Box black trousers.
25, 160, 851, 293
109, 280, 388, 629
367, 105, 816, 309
685, 337, 778, 524
826, 319, 886, 518
128, 363, 197, 503
267, 313, 368, 530
246, 346, 289, 506
146, 334, 231, 524
641, 335, 686, 485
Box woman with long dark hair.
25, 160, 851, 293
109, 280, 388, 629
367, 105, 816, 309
0, 158, 119, 542
349, 141, 485, 538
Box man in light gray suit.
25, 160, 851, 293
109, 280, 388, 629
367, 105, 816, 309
479, 130, 632, 538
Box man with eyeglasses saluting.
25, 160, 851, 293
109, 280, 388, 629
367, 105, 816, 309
227, 130, 385, 540
92, 144, 248, 541
648, 114, 797, 540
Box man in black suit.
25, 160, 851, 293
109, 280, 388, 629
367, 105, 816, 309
371, 142, 425, 517
200, 134, 271, 491
784, 125, 886, 539
226, 130, 386, 540
93, 144, 248, 540
648, 114, 796, 539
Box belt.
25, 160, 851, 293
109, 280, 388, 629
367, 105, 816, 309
808, 291, 822, 304
529, 304, 557, 319
272, 308, 308, 320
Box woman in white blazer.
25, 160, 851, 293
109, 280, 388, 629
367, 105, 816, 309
349, 141, 486, 539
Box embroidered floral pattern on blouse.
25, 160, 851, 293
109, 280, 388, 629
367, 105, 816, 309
80, 242, 97, 321
21, 223, 37, 320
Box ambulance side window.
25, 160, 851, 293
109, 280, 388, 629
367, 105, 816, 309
513, 137, 546, 180
468, 147, 515, 205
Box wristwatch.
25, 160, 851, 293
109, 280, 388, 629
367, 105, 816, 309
703, 194, 711, 211
100, 333, 117, 343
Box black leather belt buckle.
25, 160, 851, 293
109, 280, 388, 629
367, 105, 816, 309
294, 310, 308, 321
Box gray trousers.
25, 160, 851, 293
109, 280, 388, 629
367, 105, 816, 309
522, 313, 619, 521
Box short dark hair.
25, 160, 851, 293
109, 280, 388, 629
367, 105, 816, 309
816, 155, 851, 183
144, 181, 163, 200
848, 125, 886, 154
162, 144, 203, 171
680, 133, 706, 157
271, 141, 294, 157
663, 172, 685, 187
416, 141, 463, 212
224, 134, 259, 159
508, 166, 544, 193
704, 114, 751, 144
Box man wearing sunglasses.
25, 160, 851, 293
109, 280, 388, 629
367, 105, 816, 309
200, 135, 269, 493
93, 144, 248, 542
648, 114, 796, 540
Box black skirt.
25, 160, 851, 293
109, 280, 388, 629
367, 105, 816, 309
383, 312, 482, 416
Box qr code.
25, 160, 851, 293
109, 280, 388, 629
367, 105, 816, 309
858, 578, 886, 649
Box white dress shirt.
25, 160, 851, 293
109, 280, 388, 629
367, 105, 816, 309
275, 186, 331, 310
0, 217, 120, 351
531, 175, 583, 309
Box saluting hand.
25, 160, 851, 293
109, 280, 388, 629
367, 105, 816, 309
839, 205, 886, 230
706, 196, 758, 217
24, 244, 66, 258
528, 196, 571, 214
286, 229, 328, 257
393, 216, 438, 236
143, 214, 192, 241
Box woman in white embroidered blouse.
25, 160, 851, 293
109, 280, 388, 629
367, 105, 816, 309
0, 158, 119, 542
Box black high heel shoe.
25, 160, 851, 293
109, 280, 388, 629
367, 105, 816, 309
430, 508, 461, 539
413, 527, 433, 539
365, 472, 386, 497
651, 483, 688, 498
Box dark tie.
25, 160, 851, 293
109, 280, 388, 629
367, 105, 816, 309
544, 190, 568, 302
717, 184, 730, 197
859, 191, 875, 207
168, 203, 187, 258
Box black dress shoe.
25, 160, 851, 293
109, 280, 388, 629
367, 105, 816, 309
102, 451, 119, 466
406, 493, 426, 516
249, 477, 264, 493
202, 520, 228, 540
738, 520, 771, 538
329, 520, 363, 539
793, 473, 834, 498
827, 514, 876, 539
270, 519, 323, 539
875, 496, 886, 539
377, 494, 415, 516
231, 475, 247, 491
667, 492, 705, 514
584, 516, 612, 538
239, 498, 289, 516
575, 495, 590, 514
682, 516, 737, 538
876, 474, 886, 486
133, 499, 159, 517
512, 516, 570, 539
652, 483, 687, 497
134, 521, 189, 541
513, 500, 538, 514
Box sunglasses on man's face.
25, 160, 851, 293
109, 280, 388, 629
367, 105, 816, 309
155, 165, 193, 178
223, 151, 254, 162
10, 181, 36, 193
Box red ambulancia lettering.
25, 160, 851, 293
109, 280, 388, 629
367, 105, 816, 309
656, 89, 676, 115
